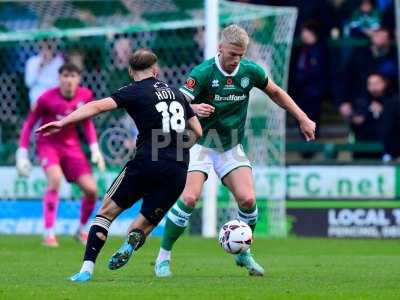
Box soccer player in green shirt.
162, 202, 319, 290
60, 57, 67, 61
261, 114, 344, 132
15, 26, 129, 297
111, 24, 316, 277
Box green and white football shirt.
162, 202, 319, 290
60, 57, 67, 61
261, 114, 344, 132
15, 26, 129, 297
180, 56, 268, 151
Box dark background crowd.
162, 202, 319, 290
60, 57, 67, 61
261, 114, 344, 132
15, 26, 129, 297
235, 0, 399, 162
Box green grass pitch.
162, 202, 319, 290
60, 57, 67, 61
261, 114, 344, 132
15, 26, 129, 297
0, 235, 399, 300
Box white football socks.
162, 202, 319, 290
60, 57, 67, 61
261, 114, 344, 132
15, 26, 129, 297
156, 248, 171, 263
77, 223, 87, 233
44, 228, 55, 237
80, 260, 94, 274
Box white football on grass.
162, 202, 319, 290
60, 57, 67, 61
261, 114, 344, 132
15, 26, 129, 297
218, 219, 253, 254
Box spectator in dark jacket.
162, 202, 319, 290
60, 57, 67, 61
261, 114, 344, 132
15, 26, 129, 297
351, 73, 396, 158
291, 20, 328, 128
339, 27, 398, 120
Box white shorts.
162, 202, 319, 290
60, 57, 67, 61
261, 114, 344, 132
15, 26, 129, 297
188, 144, 252, 179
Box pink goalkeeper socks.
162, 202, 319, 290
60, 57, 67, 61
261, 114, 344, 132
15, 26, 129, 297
43, 189, 59, 230
44, 190, 96, 232
80, 195, 96, 226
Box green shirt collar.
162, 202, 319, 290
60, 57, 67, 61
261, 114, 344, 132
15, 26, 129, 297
214, 55, 240, 77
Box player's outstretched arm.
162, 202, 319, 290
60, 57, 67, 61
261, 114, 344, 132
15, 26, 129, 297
36, 97, 118, 136
264, 79, 316, 141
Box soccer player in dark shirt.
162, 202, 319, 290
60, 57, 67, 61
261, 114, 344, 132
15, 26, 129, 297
36, 49, 202, 282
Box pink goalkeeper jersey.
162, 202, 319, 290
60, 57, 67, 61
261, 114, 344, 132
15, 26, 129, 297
19, 86, 98, 148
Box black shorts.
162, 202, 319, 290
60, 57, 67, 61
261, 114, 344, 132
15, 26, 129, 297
106, 159, 187, 225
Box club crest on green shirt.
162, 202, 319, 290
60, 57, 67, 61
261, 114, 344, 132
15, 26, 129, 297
241, 77, 250, 88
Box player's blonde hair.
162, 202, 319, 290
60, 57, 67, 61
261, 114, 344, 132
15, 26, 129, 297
220, 24, 249, 48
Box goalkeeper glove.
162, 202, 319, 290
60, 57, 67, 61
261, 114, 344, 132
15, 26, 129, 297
16, 148, 32, 177
90, 143, 106, 172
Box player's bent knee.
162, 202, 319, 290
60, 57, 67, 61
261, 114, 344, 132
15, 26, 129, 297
85, 186, 97, 200
237, 195, 256, 209
182, 192, 199, 208
48, 177, 62, 191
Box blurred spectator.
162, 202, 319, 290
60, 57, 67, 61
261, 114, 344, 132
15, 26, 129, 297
24, 39, 64, 107
351, 73, 391, 158
113, 37, 132, 70
339, 27, 398, 119
65, 48, 85, 71
343, 0, 381, 38
107, 37, 132, 92
290, 21, 327, 128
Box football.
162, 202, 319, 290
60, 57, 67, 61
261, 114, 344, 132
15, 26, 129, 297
218, 219, 253, 254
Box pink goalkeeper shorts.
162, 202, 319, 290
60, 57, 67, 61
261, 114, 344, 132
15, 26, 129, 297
37, 144, 92, 182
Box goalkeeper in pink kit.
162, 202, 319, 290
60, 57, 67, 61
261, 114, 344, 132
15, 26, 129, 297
16, 63, 105, 247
